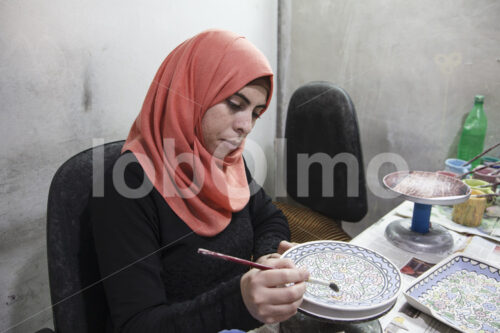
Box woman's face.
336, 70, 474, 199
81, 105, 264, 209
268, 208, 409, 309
201, 82, 268, 159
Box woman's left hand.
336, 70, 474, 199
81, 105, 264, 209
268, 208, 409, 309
277, 240, 299, 255
255, 241, 299, 264
256, 252, 281, 264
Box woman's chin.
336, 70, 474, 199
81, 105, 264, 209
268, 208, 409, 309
211, 141, 240, 159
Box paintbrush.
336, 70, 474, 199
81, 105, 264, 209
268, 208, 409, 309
462, 142, 500, 167
490, 168, 500, 176
459, 161, 500, 178
475, 181, 500, 188
197, 248, 340, 292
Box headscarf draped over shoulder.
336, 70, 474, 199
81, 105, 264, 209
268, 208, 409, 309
122, 29, 274, 236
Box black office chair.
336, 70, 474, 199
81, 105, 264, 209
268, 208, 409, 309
276, 81, 367, 242
39, 140, 125, 333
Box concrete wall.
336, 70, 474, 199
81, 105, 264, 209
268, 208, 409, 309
0, 1, 277, 331
278, 0, 500, 237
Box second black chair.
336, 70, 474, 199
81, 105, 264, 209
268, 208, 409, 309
278, 81, 367, 241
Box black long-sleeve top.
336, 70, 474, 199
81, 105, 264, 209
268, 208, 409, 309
90, 152, 290, 332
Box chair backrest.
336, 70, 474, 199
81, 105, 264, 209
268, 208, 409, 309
46, 140, 125, 333
285, 82, 367, 222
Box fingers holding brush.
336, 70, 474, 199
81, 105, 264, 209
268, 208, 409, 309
240, 257, 309, 324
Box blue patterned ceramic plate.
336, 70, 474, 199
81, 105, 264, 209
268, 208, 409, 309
405, 254, 500, 333
282, 241, 402, 320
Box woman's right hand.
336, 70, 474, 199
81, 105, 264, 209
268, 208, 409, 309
240, 257, 309, 324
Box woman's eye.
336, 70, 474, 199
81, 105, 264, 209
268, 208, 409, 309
226, 99, 242, 111
252, 112, 261, 119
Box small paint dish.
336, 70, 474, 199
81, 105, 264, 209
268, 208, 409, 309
444, 158, 471, 175
436, 170, 458, 178
463, 178, 494, 193
481, 155, 500, 168
282, 241, 402, 322
463, 178, 496, 206
473, 167, 498, 185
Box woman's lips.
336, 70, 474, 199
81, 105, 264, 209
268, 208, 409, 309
221, 139, 241, 151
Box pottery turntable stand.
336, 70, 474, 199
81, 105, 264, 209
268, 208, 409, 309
383, 171, 471, 255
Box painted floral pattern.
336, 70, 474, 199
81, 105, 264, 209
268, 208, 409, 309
283, 241, 401, 308
298, 252, 386, 303
420, 271, 499, 332
407, 256, 500, 333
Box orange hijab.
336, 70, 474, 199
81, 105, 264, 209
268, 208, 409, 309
122, 30, 274, 236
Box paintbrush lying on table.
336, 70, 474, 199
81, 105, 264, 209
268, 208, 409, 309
197, 248, 340, 292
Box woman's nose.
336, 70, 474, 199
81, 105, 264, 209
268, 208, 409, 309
234, 111, 253, 135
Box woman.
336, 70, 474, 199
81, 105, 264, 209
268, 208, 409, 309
90, 29, 308, 333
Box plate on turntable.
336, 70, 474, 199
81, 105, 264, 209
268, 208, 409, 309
404, 254, 500, 332
282, 241, 402, 321
383, 171, 470, 205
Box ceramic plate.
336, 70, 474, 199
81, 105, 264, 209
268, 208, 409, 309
405, 254, 500, 332
383, 171, 470, 205
299, 298, 396, 322
282, 241, 402, 320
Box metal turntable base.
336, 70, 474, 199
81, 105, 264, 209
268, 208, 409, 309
385, 218, 454, 254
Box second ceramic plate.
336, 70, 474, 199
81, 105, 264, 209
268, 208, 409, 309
405, 254, 500, 332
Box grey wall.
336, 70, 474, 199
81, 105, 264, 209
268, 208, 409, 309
0, 1, 277, 331
279, 0, 500, 237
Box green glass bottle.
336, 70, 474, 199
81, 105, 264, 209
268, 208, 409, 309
457, 95, 487, 168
